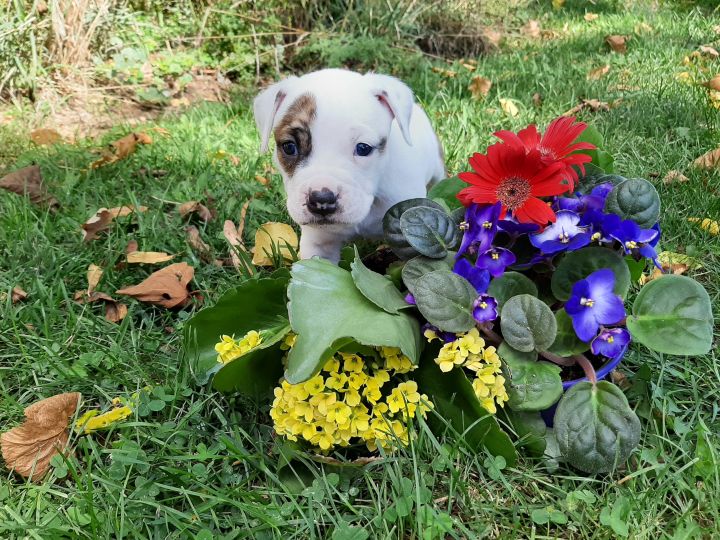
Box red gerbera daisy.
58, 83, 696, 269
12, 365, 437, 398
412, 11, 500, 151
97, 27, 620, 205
494, 116, 595, 190
457, 139, 569, 226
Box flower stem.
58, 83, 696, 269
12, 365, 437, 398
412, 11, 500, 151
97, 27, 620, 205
572, 354, 597, 384
538, 350, 576, 367
477, 324, 502, 345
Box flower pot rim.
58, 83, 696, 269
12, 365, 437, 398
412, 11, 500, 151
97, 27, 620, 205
560, 341, 629, 390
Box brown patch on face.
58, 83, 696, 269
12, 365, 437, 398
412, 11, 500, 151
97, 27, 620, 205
273, 93, 317, 176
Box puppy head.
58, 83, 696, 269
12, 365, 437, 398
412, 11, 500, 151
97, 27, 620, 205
253, 69, 414, 228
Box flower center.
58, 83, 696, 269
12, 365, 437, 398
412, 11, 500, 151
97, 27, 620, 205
591, 232, 602, 241
606, 335, 614, 343
479, 301, 488, 309
580, 297, 594, 307
491, 252, 500, 260
482, 220, 493, 229
625, 240, 638, 249
558, 231, 570, 243
538, 146, 557, 160
459, 220, 470, 231
496, 177, 531, 211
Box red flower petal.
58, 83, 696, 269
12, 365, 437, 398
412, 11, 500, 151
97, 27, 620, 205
513, 196, 557, 225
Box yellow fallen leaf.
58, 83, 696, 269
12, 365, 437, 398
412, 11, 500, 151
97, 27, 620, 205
662, 170, 689, 185
552, 0, 565, 9
587, 64, 611, 80
75, 406, 133, 434
688, 217, 719, 235
584, 13, 599, 22
709, 90, 720, 109
30, 128, 62, 146
87, 264, 103, 294
252, 222, 299, 266
126, 251, 175, 264
692, 147, 720, 170
499, 98, 519, 117
657, 251, 703, 270
468, 76, 492, 99
431, 67, 457, 78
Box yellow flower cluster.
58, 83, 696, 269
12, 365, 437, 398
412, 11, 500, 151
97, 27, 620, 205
214, 330, 263, 364
271, 347, 433, 452
429, 328, 509, 415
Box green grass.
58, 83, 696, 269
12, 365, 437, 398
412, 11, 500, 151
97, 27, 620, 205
1, 2, 720, 538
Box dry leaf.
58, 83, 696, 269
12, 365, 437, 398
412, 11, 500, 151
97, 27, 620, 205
481, 27, 502, 48
562, 98, 612, 116
699, 45, 719, 59
252, 222, 299, 266
703, 75, 720, 91
606, 35, 628, 53
532, 93, 543, 107
87, 264, 103, 294
521, 20, 541, 38
126, 251, 175, 264
468, 76, 492, 99
126, 240, 139, 254
688, 217, 720, 236
587, 64, 611, 80
584, 13, 599, 22
255, 175, 270, 186
634, 22, 653, 35
186, 225, 213, 262
12, 286, 28, 303
0, 164, 59, 208
149, 126, 171, 136
499, 98, 519, 117
461, 63, 476, 71
223, 219, 247, 270
30, 128, 62, 146
81, 205, 148, 242
0, 393, 80, 480
178, 201, 213, 222
116, 262, 194, 308
74, 291, 128, 323
610, 370, 630, 390
693, 147, 720, 170
662, 170, 689, 185
657, 251, 703, 270
431, 66, 457, 78
552, 0, 565, 8
90, 133, 152, 169
210, 149, 241, 166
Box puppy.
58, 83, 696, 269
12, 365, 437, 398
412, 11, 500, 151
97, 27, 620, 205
253, 68, 445, 263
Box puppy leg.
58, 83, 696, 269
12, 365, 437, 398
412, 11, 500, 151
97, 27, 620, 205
299, 227, 343, 263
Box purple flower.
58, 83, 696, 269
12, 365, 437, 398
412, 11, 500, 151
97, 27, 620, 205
530, 210, 591, 254
476, 247, 516, 277
497, 216, 540, 236
453, 258, 490, 293
422, 323, 457, 343
555, 183, 613, 214
610, 219, 659, 260
456, 203, 502, 259
581, 210, 621, 244
405, 293, 416, 305
565, 268, 626, 342
591, 327, 631, 357
472, 294, 498, 323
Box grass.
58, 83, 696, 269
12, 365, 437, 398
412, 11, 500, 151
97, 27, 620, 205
1, 1, 720, 538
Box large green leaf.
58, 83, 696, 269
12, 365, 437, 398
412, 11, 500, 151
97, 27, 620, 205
184, 276, 290, 386
555, 381, 641, 474
383, 198, 445, 259
498, 409, 547, 456
551, 247, 631, 301
627, 275, 713, 356
212, 339, 287, 396
572, 125, 614, 176
399, 206, 460, 258
415, 344, 517, 465
604, 178, 661, 229
547, 309, 589, 357
350, 247, 409, 314
488, 271, 538, 310
427, 176, 465, 210
500, 294, 557, 352
286, 259, 421, 383
500, 343, 563, 411
401, 254, 454, 294
413, 270, 477, 333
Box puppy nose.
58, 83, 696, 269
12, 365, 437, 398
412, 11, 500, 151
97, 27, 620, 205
307, 188, 338, 216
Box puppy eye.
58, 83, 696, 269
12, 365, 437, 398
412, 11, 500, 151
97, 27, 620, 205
281, 141, 298, 156
355, 142, 374, 157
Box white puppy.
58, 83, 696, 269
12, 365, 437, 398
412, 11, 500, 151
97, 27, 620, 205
253, 68, 445, 262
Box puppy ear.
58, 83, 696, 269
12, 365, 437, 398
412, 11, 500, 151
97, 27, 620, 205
253, 76, 298, 152
366, 73, 414, 146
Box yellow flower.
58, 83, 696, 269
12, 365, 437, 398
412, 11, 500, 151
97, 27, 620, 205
322, 357, 340, 373
313, 432, 335, 451
214, 330, 264, 364
341, 353, 364, 373
281, 332, 297, 350
326, 402, 352, 425
75, 406, 133, 434
423, 328, 439, 341
309, 392, 336, 415
435, 345, 463, 373
457, 328, 484, 357
303, 375, 325, 396
387, 389, 406, 414
397, 381, 420, 403
326, 371, 348, 391
347, 371, 367, 390
345, 390, 362, 407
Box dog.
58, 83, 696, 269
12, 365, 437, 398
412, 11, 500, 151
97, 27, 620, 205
253, 68, 445, 263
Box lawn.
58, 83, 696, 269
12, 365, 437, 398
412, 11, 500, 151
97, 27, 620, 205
1, 1, 719, 538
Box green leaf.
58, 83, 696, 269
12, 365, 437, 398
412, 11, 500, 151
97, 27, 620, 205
414, 344, 517, 465
213, 340, 287, 396
286, 259, 421, 383
498, 409, 547, 456
600, 496, 631, 537
604, 178, 661, 229
500, 294, 557, 352
625, 256, 647, 283
399, 206, 460, 258
572, 125, 614, 175
350, 247, 409, 314
427, 176, 465, 210
547, 309, 589, 357
555, 381, 641, 473
694, 421, 716, 480
551, 247, 631, 301
627, 275, 713, 356
184, 276, 289, 386
488, 271, 538, 310
500, 343, 563, 411
401, 253, 454, 294
383, 198, 445, 259
413, 270, 477, 333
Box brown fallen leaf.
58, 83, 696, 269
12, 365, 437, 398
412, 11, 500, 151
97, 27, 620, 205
587, 64, 611, 81
252, 222, 299, 266
149, 126, 171, 136
186, 225, 213, 262
693, 147, 720, 170
0, 165, 59, 208
521, 20, 541, 38
699, 45, 719, 58
532, 93, 543, 107
703, 75, 720, 91
606, 35, 628, 54
584, 13, 599, 22
90, 132, 152, 169
126, 240, 139, 254
178, 201, 213, 222
468, 76, 492, 99
12, 286, 28, 303
499, 98, 520, 117
0, 392, 81, 481
116, 262, 195, 308
461, 62, 476, 71
481, 27, 502, 48
73, 291, 128, 323
87, 264, 103, 294
255, 174, 270, 186
81, 205, 148, 242
562, 98, 613, 116
30, 128, 62, 146
223, 219, 248, 271
126, 251, 175, 264
431, 67, 457, 78
662, 170, 689, 185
